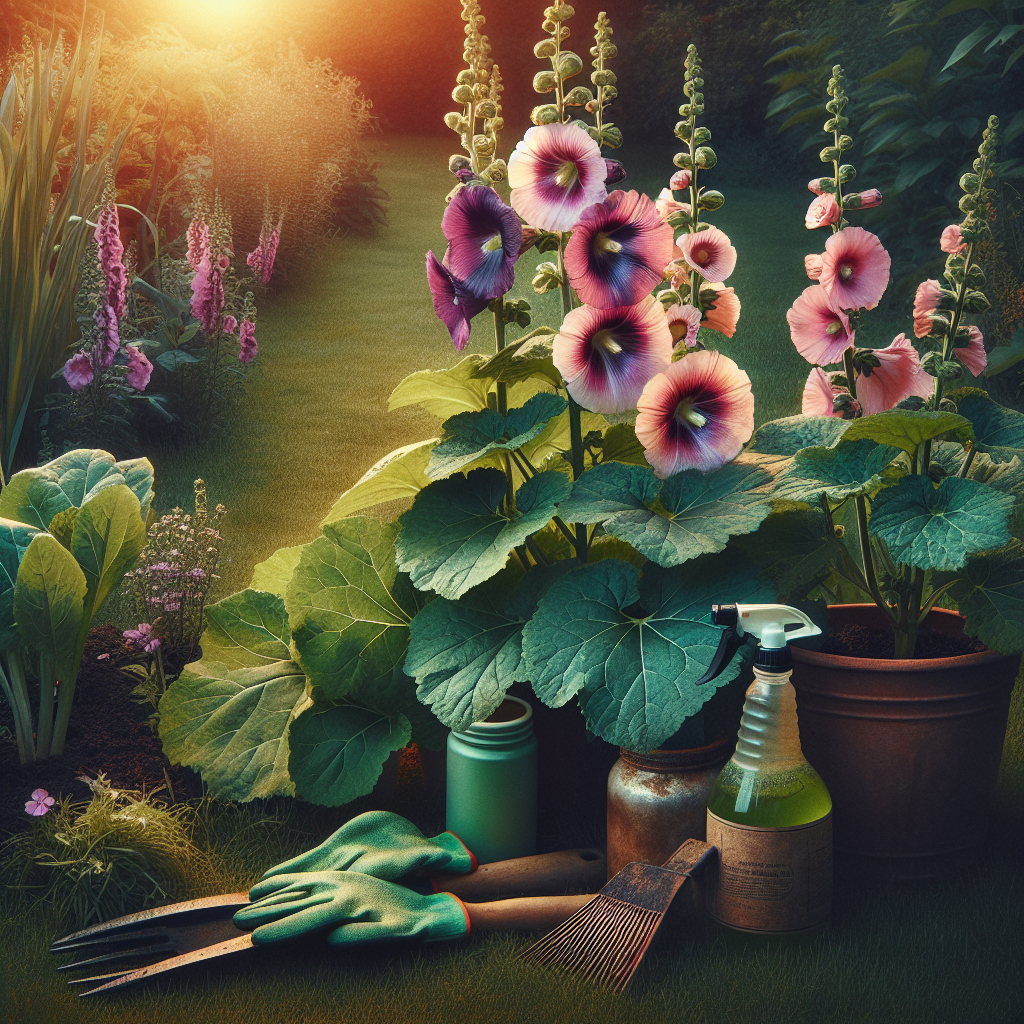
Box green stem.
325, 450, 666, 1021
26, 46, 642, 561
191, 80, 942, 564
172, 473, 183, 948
855, 494, 896, 626
958, 447, 977, 478
36, 657, 55, 758
0, 654, 34, 763
49, 623, 90, 757
842, 347, 858, 404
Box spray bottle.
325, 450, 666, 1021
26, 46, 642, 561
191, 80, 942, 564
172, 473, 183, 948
704, 603, 833, 934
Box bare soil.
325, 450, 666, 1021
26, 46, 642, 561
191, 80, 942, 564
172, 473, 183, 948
819, 623, 987, 660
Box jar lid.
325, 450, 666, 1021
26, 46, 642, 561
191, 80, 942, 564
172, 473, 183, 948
619, 734, 733, 773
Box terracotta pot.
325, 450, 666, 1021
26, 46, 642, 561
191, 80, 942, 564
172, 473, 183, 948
790, 604, 1020, 879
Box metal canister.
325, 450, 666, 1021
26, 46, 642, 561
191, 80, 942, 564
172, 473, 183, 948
447, 696, 537, 864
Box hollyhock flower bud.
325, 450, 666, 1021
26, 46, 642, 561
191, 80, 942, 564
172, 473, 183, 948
190, 256, 225, 337
807, 178, 828, 195
125, 345, 153, 391
843, 189, 882, 210
63, 352, 94, 391
94, 204, 127, 318
805, 193, 841, 230
940, 224, 966, 254
670, 169, 692, 191
913, 279, 943, 338
186, 216, 210, 271
855, 335, 932, 415
604, 159, 627, 186
238, 318, 257, 364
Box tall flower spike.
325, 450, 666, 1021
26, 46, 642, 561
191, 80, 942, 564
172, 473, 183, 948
564, 190, 675, 308
94, 203, 127, 319
442, 185, 521, 300
552, 295, 673, 414
186, 215, 210, 272
787, 285, 854, 365
819, 226, 890, 311
636, 350, 754, 478
239, 318, 257, 364
190, 255, 225, 337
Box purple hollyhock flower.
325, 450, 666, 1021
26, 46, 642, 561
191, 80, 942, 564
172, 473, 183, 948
442, 186, 522, 301
604, 159, 626, 186
125, 345, 153, 391
426, 250, 487, 351
63, 352, 94, 391
564, 190, 675, 309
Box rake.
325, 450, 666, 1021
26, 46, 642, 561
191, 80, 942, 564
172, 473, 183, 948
518, 838, 715, 993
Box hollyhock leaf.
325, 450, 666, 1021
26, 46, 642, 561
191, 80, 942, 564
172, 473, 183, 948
159, 659, 305, 801
388, 356, 493, 418
952, 389, 1024, 463
397, 468, 571, 600
523, 551, 772, 750
869, 475, 1014, 571
943, 541, 1024, 654
250, 545, 306, 597
286, 518, 420, 700
600, 423, 648, 466
203, 589, 291, 669
841, 409, 973, 454
0, 518, 42, 648
776, 440, 904, 503
471, 329, 561, 388
287, 697, 411, 807
322, 440, 436, 526
428, 393, 568, 480
748, 415, 849, 456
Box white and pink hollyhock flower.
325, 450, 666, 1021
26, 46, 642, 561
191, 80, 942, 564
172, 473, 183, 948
655, 188, 690, 221
805, 193, 840, 230
636, 350, 754, 477
508, 122, 608, 232
246, 216, 282, 286
856, 335, 933, 415
239, 318, 258, 364
955, 325, 987, 377
802, 367, 850, 418
804, 253, 824, 280
819, 226, 890, 311
63, 352, 94, 392
186, 216, 210, 271
669, 169, 692, 191
426, 250, 487, 351
25, 788, 55, 816
442, 185, 522, 301
701, 283, 741, 338
666, 303, 702, 348
94, 203, 127, 318
125, 346, 153, 391
552, 295, 673, 414
190, 256, 225, 337
565, 190, 675, 308
940, 224, 965, 254
787, 285, 853, 365
913, 279, 943, 338
676, 226, 737, 284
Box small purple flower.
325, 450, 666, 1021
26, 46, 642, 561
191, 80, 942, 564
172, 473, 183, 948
124, 623, 161, 653
25, 789, 56, 816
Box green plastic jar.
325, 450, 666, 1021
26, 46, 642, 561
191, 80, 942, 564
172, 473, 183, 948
446, 696, 537, 864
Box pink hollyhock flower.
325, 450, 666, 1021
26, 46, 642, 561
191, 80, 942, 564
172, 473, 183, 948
804, 253, 824, 281
246, 216, 282, 286
819, 226, 890, 310
25, 788, 55, 816
802, 367, 850, 418
508, 122, 608, 232
124, 623, 161, 654
94, 204, 127, 318
238, 318, 257, 363
63, 352, 94, 391
443, 186, 522, 301
940, 224, 965, 254
670, 169, 692, 191
805, 193, 841, 230
604, 159, 627, 186
222, 314, 238, 335
426, 250, 486, 351
186, 216, 210, 271
125, 345, 153, 391
845, 189, 882, 210
787, 285, 853, 365
666, 303, 702, 348
636, 350, 755, 477
676, 226, 737, 284
913, 279, 943, 338
552, 295, 673, 414
701, 283, 741, 338
655, 188, 690, 221
856, 335, 933, 415
564, 190, 675, 308
93, 303, 120, 368
190, 256, 225, 337
955, 325, 987, 377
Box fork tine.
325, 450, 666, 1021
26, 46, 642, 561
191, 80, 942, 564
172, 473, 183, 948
51, 927, 168, 954
66, 971, 135, 986
78, 933, 255, 996
58, 943, 178, 971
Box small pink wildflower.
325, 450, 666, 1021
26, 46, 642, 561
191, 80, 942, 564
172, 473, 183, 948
124, 623, 161, 654
126, 346, 153, 391
25, 789, 56, 816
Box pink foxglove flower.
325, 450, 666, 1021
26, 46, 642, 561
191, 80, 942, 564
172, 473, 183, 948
787, 285, 853, 365
508, 122, 608, 232
675, 226, 737, 284
856, 335, 933, 415
913, 279, 943, 338
190, 256, 225, 337
426, 250, 486, 351
805, 193, 840, 230
239, 318, 257, 363
552, 296, 673, 414
25, 789, 55, 816
701, 283, 741, 338
564, 190, 675, 308
94, 204, 127, 318
804, 254, 824, 281
442, 186, 522, 301
63, 352, 94, 391
666, 303, 702, 348
125, 346, 153, 391
940, 224, 965, 254
186, 216, 210, 271
636, 350, 754, 478
955, 325, 987, 377
246, 216, 282, 286
93, 303, 120, 369
802, 367, 850, 418
222, 314, 238, 335
819, 226, 890, 311
669, 169, 692, 191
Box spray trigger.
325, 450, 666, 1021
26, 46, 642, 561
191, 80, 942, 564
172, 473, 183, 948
695, 622, 747, 686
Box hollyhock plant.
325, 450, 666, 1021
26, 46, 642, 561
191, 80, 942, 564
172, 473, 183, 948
636, 350, 754, 477
564, 190, 674, 308
63, 352, 94, 391
666, 303, 702, 348
787, 285, 854, 365
818, 226, 891, 311
552, 295, 673, 414
805, 192, 840, 230
442, 185, 522, 301
854, 335, 933, 415
675, 226, 737, 284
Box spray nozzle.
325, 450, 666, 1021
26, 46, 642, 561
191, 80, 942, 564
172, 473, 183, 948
712, 603, 822, 672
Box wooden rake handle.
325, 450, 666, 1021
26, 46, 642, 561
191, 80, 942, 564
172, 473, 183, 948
436, 847, 606, 901
465, 894, 595, 933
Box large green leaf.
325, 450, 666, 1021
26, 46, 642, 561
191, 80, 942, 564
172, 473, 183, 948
470, 329, 561, 387
249, 544, 306, 596
286, 518, 419, 699
0, 518, 41, 647
775, 440, 903, 503
599, 423, 647, 466
159, 660, 306, 801
953, 390, 1024, 462
558, 462, 772, 568
288, 697, 412, 806
840, 410, 973, 454
116, 458, 155, 520
427, 393, 568, 480
747, 415, 849, 456
397, 468, 571, 600
321, 439, 437, 526
388, 356, 493, 418
869, 475, 1014, 570
944, 541, 1024, 654
70, 485, 146, 616
12, 534, 87, 681
202, 589, 292, 669
522, 552, 773, 750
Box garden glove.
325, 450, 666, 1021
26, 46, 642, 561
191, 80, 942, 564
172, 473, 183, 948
258, 811, 476, 882
233, 870, 470, 946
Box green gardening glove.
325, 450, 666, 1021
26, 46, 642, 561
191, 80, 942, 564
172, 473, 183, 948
233, 871, 470, 946
258, 811, 476, 882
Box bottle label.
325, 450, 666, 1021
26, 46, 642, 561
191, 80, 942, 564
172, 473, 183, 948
705, 810, 832, 933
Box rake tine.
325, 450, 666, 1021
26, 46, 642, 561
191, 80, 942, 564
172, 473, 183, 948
51, 927, 168, 954
58, 943, 178, 972
66, 971, 135, 987
78, 933, 255, 997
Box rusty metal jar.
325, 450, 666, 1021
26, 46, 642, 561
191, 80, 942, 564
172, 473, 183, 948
606, 734, 733, 880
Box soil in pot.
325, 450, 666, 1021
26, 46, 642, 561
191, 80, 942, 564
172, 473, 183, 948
820, 624, 985, 660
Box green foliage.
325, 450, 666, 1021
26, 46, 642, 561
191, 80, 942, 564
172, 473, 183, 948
942, 539, 1024, 651
841, 409, 974, 452
952, 387, 1024, 460
201, 588, 292, 668
748, 415, 850, 455
774, 440, 904, 502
